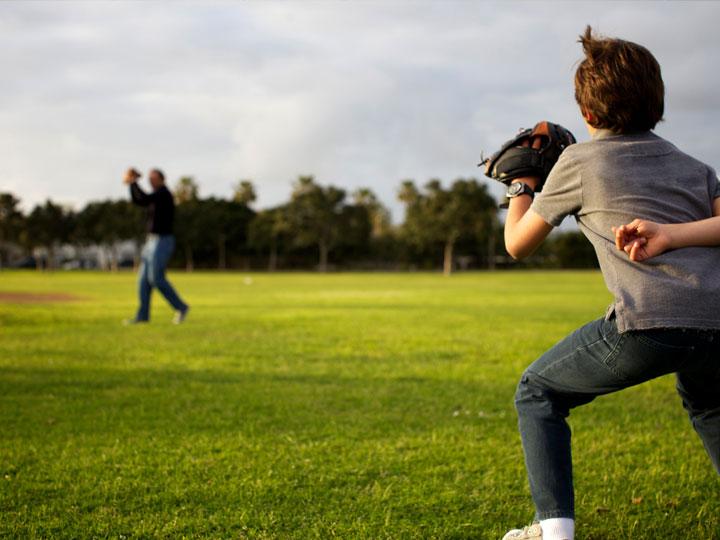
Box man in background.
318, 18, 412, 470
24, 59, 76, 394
123, 167, 189, 325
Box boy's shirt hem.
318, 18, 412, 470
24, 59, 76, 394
606, 304, 720, 333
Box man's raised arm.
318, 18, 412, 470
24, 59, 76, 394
124, 168, 153, 207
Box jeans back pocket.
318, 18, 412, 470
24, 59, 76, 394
606, 329, 696, 383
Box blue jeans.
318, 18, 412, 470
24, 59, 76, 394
135, 235, 187, 321
515, 316, 720, 520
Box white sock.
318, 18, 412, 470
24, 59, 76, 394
540, 518, 574, 540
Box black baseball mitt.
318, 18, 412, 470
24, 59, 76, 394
480, 121, 576, 193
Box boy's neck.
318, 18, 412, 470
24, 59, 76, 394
584, 120, 597, 138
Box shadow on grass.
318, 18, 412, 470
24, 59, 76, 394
0, 365, 516, 441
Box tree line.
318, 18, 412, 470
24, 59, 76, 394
0, 176, 598, 273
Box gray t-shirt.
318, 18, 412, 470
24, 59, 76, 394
532, 129, 720, 333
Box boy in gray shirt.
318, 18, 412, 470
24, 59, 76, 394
501, 27, 720, 540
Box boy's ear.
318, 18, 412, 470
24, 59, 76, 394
581, 108, 597, 126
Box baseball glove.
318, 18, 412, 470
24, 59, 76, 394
480, 121, 576, 195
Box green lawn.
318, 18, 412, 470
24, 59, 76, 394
0, 271, 717, 539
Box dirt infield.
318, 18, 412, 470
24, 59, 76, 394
0, 292, 83, 304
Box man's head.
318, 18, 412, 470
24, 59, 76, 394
575, 26, 664, 134
148, 168, 165, 190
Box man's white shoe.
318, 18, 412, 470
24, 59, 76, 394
502, 523, 543, 540
173, 306, 189, 325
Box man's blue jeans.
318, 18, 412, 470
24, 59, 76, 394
515, 316, 720, 520
135, 234, 187, 322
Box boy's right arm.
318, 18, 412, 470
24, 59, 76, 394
614, 198, 720, 261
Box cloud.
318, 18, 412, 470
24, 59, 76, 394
1, 0, 719, 221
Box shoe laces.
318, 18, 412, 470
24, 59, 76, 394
509, 524, 541, 538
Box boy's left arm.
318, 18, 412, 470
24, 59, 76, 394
485, 122, 580, 260
503, 145, 583, 260
504, 176, 554, 259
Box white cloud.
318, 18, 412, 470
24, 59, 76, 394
0, 0, 719, 221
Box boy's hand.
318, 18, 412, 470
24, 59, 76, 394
612, 219, 672, 262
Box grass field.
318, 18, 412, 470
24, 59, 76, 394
0, 270, 717, 539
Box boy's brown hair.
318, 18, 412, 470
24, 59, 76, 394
575, 26, 664, 134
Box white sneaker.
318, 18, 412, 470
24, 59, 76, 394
173, 306, 189, 325
502, 523, 543, 540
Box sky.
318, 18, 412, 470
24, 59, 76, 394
2, 0, 719, 223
